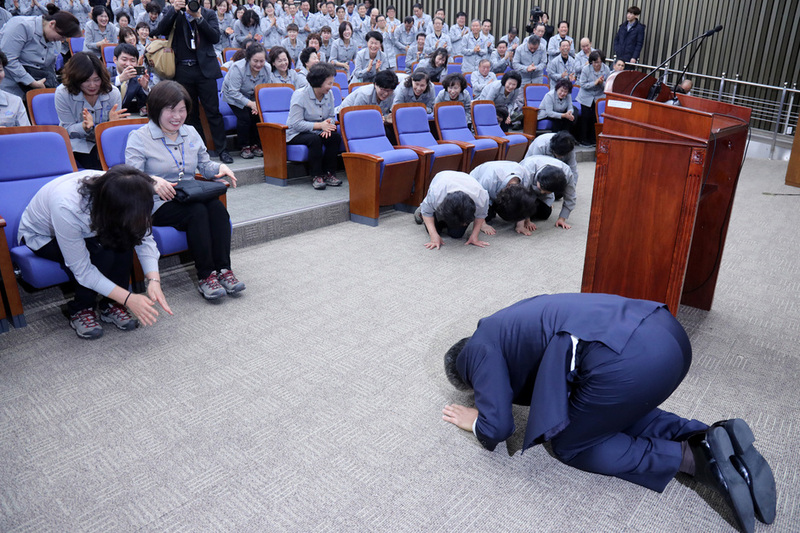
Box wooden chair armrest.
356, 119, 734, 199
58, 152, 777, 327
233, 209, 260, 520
342, 152, 384, 164
256, 122, 288, 132
395, 145, 435, 157
507, 132, 534, 141
0, 216, 6, 229
437, 139, 474, 150
476, 135, 509, 146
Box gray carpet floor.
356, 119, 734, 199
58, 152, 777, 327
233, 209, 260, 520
1, 158, 798, 532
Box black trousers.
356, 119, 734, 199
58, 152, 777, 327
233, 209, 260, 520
174, 64, 227, 152
531, 199, 553, 221
548, 117, 573, 133
153, 199, 231, 280
230, 103, 260, 148
73, 146, 102, 170
578, 103, 597, 144
32, 237, 132, 315
287, 131, 341, 177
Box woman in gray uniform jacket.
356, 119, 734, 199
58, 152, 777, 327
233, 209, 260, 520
84, 5, 118, 57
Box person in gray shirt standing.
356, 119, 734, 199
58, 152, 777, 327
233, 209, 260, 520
513, 35, 547, 86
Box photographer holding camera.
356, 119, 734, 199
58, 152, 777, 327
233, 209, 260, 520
152, 0, 234, 164
524, 6, 543, 35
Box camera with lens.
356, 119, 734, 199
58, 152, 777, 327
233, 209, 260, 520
525, 6, 544, 34
187, 0, 200, 12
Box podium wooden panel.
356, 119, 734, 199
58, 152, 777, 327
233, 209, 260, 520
581, 71, 751, 314
787, 130, 800, 188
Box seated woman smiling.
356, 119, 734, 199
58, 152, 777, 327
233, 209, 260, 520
125, 81, 245, 301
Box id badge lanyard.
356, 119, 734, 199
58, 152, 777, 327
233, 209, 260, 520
161, 137, 186, 180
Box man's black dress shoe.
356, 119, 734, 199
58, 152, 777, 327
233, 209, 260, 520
218, 150, 234, 164
711, 419, 777, 524
688, 426, 755, 533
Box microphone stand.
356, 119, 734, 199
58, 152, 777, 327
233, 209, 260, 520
630, 26, 722, 100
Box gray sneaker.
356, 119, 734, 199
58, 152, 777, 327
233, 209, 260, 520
217, 269, 246, 294
413, 206, 423, 225
198, 271, 227, 300
69, 308, 104, 339
100, 302, 139, 331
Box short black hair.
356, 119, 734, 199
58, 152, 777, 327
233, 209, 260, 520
404, 70, 430, 90
116, 11, 130, 22
90, 5, 106, 22
588, 50, 605, 63
437, 191, 476, 228
455, 11, 466, 19
441, 72, 467, 92
338, 20, 353, 40
494, 184, 538, 222
242, 9, 259, 26
444, 338, 472, 391
299, 46, 318, 67
535, 165, 567, 196
365, 30, 383, 43
628, 6, 641, 16
268, 46, 290, 68
79, 165, 155, 251
286, 22, 299, 32
0, 50, 7, 68
554, 78, 573, 92
403, 15, 413, 24
145, 3, 160, 14
500, 70, 522, 87
306, 62, 337, 88
549, 131, 576, 157
114, 42, 139, 59
374, 69, 399, 90
147, 80, 192, 125
43, 9, 82, 38
527, 35, 541, 47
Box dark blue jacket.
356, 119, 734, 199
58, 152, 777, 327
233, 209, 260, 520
613, 20, 645, 62
456, 293, 664, 452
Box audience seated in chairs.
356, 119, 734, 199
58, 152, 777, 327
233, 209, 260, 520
124, 81, 244, 301
351, 31, 390, 83
330, 21, 357, 75
417, 47, 449, 82
470, 59, 497, 100
413, 170, 490, 250
0, 52, 31, 127
17, 165, 172, 339
336, 69, 399, 141
110, 43, 149, 116
222, 43, 270, 159
539, 78, 577, 133
296, 46, 321, 84
434, 73, 472, 123
286, 62, 343, 190
480, 71, 523, 132
55, 52, 129, 169
404, 32, 427, 74
268, 46, 306, 88
393, 71, 435, 113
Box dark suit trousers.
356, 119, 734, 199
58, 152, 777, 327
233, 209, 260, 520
549, 306, 708, 492
175, 64, 227, 152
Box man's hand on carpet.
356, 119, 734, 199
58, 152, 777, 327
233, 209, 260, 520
442, 403, 478, 432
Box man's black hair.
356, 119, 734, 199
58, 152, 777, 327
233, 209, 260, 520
374, 69, 399, 90
114, 42, 139, 59
365, 30, 383, 43
437, 191, 475, 229
549, 131, 576, 158
444, 337, 472, 391
536, 165, 568, 196
493, 184, 538, 222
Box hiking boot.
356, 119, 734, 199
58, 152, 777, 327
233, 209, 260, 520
100, 302, 138, 331
217, 269, 246, 294
312, 176, 327, 190
69, 308, 104, 339
240, 146, 254, 159
198, 271, 227, 300
324, 172, 342, 186
251, 145, 263, 157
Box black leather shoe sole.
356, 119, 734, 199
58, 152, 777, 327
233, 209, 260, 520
705, 427, 756, 533
219, 151, 234, 164
713, 419, 777, 524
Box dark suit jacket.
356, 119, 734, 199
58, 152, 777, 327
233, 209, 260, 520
154, 5, 222, 79
110, 66, 148, 111
613, 20, 645, 62
456, 293, 665, 452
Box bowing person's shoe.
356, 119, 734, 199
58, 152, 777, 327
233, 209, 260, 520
218, 150, 234, 164
711, 419, 777, 524
688, 427, 755, 533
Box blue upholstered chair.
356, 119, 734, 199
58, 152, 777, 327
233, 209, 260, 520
392, 102, 466, 201
594, 97, 607, 141
433, 101, 498, 171
334, 71, 349, 97
68, 37, 84, 55
255, 83, 312, 186
340, 105, 423, 226
330, 85, 343, 108
470, 100, 533, 162
223, 47, 238, 62
101, 44, 116, 69
395, 54, 406, 71
451, 55, 463, 64
446, 63, 461, 75
25, 88, 58, 126
0, 126, 79, 328
521, 83, 550, 136
571, 85, 581, 116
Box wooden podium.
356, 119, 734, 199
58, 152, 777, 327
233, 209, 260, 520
581, 71, 751, 314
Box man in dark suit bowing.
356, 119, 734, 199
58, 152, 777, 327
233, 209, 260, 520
443, 293, 776, 533
153, 0, 233, 163
110, 43, 149, 115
